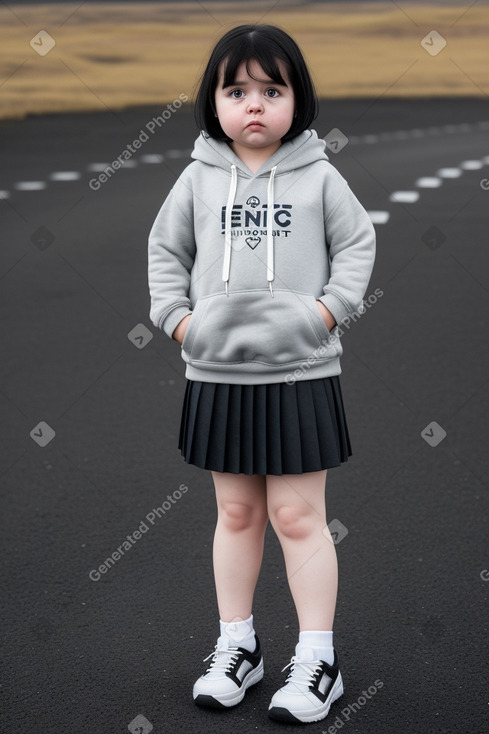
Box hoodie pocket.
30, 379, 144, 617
181, 289, 339, 367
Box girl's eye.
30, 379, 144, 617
231, 89, 244, 99
265, 88, 279, 98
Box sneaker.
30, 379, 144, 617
268, 645, 344, 723
193, 633, 264, 708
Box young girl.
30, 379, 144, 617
148, 24, 375, 725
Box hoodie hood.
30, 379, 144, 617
191, 130, 330, 296
191, 129, 329, 177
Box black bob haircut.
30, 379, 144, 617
194, 24, 318, 143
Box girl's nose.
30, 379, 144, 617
247, 95, 264, 113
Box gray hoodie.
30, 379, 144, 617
148, 129, 376, 384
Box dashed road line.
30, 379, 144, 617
140, 154, 164, 164
49, 171, 81, 181
460, 160, 483, 170
87, 162, 111, 172
165, 149, 193, 158
367, 210, 390, 224
415, 177, 442, 188
437, 167, 463, 178
389, 191, 420, 203
14, 181, 46, 191
2, 121, 488, 228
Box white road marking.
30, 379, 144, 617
368, 210, 390, 224
437, 167, 462, 178
165, 149, 188, 158
6, 119, 489, 239
389, 191, 420, 203
49, 171, 81, 181
443, 124, 460, 133
14, 181, 46, 191
140, 154, 164, 163
460, 160, 483, 170
87, 163, 110, 172
415, 177, 442, 188
347, 120, 489, 146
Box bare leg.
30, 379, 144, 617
266, 470, 338, 630
211, 471, 268, 622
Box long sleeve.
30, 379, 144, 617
148, 175, 196, 339
318, 181, 376, 326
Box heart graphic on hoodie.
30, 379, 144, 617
245, 236, 261, 249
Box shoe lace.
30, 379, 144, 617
203, 643, 241, 674
282, 655, 323, 689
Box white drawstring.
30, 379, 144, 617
222, 164, 237, 296
222, 163, 277, 296
267, 166, 277, 297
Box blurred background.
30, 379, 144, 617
1, 3, 489, 734
1, 0, 489, 119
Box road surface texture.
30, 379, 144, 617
1, 98, 488, 733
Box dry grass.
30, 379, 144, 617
1, 2, 488, 120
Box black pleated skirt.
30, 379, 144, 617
178, 376, 352, 475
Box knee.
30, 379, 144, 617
218, 501, 264, 533
270, 505, 314, 541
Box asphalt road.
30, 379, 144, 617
1, 98, 489, 734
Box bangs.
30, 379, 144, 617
220, 45, 289, 88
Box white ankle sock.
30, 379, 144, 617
219, 614, 256, 652
297, 630, 335, 665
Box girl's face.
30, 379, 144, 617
214, 59, 295, 159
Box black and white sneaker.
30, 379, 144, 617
268, 645, 344, 723
193, 633, 264, 708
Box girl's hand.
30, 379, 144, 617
172, 313, 192, 345
316, 300, 336, 331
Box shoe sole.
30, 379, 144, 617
268, 671, 344, 723
194, 658, 264, 709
